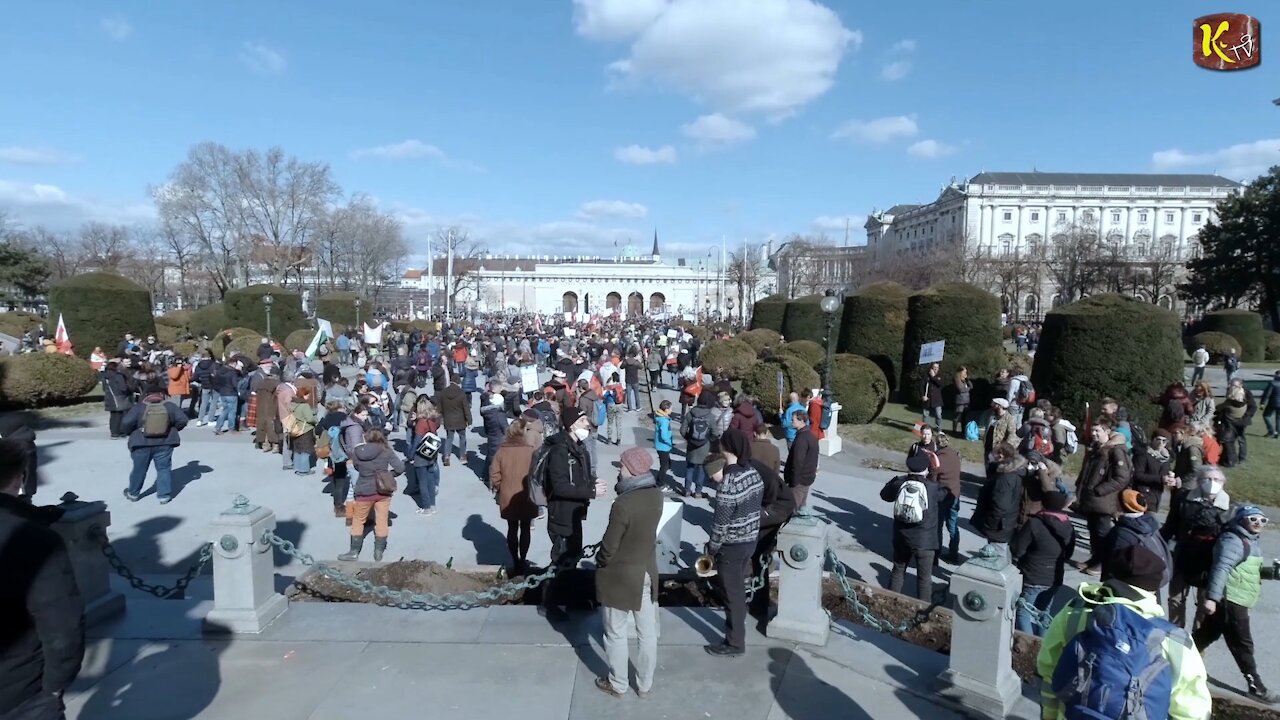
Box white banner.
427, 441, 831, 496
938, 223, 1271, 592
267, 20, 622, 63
363, 322, 383, 345
520, 365, 538, 392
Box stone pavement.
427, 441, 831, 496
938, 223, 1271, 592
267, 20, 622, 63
27, 368, 1280, 715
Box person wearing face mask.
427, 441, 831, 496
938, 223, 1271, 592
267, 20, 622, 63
541, 407, 605, 621
1161, 464, 1231, 630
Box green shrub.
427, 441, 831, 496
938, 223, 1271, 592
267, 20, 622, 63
172, 340, 199, 359
0, 311, 44, 339
698, 338, 758, 380
899, 283, 1004, 409
315, 291, 366, 327
1265, 331, 1280, 362
738, 328, 781, 353
836, 281, 909, 395
1005, 351, 1034, 377
155, 310, 192, 329
47, 272, 155, 359
0, 353, 98, 408
187, 303, 228, 338
741, 355, 821, 417
1191, 331, 1242, 363
284, 329, 316, 353
750, 294, 787, 332
155, 324, 181, 346
224, 285, 306, 339
781, 294, 840, 344
1031, 294, 1183, 431
777, 340, 826, 370
686, 325, 711, 342
831, 354, 889, 424
1200, 309, 1264, 362
225, 335, 266, 360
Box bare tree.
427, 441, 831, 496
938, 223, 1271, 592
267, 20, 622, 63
1138, 240, 1183, 305
159, 218, 200, 308
235, 147, 339, 285
312, 195, 408, 299
725, 244, 766, 324
1045, 220, 1105, 303
78, 222, 134, 270
118, 227, 170, 308
772, 234, 834, 298
153, 143, 247, 296
989, 248, 1036, 320
434, 226, 484, 316
29, 227, 86, 280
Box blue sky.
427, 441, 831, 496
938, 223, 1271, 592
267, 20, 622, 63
0, 0, 1275, 262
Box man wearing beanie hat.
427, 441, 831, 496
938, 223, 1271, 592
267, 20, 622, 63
1037, 544, 1210, 719
879, 454, 946, 601
706, 430, 763, 657
1011, 490, 1075, 636
1100, 489, 1171, 591
594, 446, 662, 698
1195, 505, 1279, 702
1161, 464, 1231, 627
540, 405, 605, 621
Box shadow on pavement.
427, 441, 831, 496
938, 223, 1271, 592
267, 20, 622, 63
768, 647, 873, 720
462, 512, 509, 565
170, 460, 214, 499
75, 623, 229, 720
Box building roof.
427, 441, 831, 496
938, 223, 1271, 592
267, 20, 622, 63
968, 171, 1241, 188
651, 229, 659, 257
885, 204, 921, 215
402, 270, 422, 279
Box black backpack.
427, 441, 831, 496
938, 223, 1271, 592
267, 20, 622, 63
1175, 500, 1224, 586
525, 443, 553, 507
688, 414, 710, 446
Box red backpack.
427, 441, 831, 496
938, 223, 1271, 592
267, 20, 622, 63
1022, 424, 1053, 456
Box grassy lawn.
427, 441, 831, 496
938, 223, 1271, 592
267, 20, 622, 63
1218, 424, 1280, 507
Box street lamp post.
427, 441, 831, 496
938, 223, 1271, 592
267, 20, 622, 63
262, 293, 274, 340
820, 289, 840, 391
355, 299, 362, 329
704, 297, 711, 323
726, 297, 735, 327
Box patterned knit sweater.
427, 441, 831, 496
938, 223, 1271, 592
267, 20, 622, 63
709, 463, 764, 551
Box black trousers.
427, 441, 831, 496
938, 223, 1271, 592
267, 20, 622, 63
657, 450, 672, 488
716, 542, 754, 650
329, 461, 349, 508
1194, 599, 1258, 676
749, 525, 781, 616
0, 692, 65, 720
890, 543, 936, 602
108, 411, 124, 437
545, 518, 584, 608
1083, 513, 1115, 566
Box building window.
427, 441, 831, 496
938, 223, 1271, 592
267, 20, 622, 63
1002, 211, 1012, 221
1138, 211, 1148, 222
1136, 242, 1145, 257
1111, 211, 1121, 223
1082, 211, 1094, 223
1030, 211, 1039, 222
1193, 212, 1203, 223
1057, 211, 1067, 223
1001, 240, 1011, 255
1165, 212, 1175, 223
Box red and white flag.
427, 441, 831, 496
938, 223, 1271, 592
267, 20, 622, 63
54, 313, 73, 354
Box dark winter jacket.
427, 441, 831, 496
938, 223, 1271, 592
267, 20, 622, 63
784, 431, 819, 488
753, 458, 795, 531
210, 363, 239, 396
922, 373, 943, 409
728, 401, 757, 435
438, 384, 470, 431
933, 445, 963, 499
480, 402, 508, 450
350, 441, 405, 498
880, 474, 946, 551
1075, 432, 1133, 516
1011, 511, 1076, 587
119, 395, 188, 449
545, 431, 595, 537
972, 455, 1025, 543
1131, 447, 1172, 513
1102, 513, 1172, 588
102, 368, 134, 413
0, 495, 84, 715
595, 473, 662, 612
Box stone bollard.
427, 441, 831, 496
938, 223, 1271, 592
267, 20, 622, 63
51, 492, 125, 625
204, 495, 288, 634
766, 508, 830, 646
818, 402, 843, 457
655, 499, 683, 574
935, 543, 1023, 719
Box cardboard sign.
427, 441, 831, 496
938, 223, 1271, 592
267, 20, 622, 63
776, 370, 785, 395
918, 340, 945, 365
563, 328, 577, 338
520, 365, 538, 391
666, 329, 678, 339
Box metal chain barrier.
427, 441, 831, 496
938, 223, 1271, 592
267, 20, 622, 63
744, 550, 771, 601
264, 529, 601, 610
825, 546, 933, 635
1013, 595, 1056, 630
91, 526, 213, 599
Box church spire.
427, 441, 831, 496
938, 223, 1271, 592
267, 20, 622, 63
651, 229, 660, 260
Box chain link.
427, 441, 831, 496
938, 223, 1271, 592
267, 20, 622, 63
265, 529, 600, 609
1014, 595, 1056, 630
744, 550, 771, 600
825, 546, 934, 635
92, 527, 213, 599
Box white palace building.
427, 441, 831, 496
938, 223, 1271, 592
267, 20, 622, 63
866, 171, 1241, 314
399, 234, 748, 318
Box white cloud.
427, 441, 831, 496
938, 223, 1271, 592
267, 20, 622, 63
239, 41, 287, 75
100, 16, 132, 41
880, 60, 911, 81
832, 115, 918, 144
0, 146, 79, 165
907, 139, 956, 159
0, 179, 153, 230
812, 214, 866, 236
681, 113, 756, 148
576, 200, 649, 221
578, 0, 859, 118
614, 144, 677, 165
350, 140, 446, 161
890, 39, 916, 53
1151, 139, 1280, 181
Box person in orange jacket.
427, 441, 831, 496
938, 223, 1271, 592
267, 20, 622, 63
167, 360, 192, 406
805, 389, 825, 441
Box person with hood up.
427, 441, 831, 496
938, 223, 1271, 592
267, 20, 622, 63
480, 391, 509, 483
681, 392, 715, 498
1132, 429, 1175, 513
338, 429, 404, 562
653, 399, 674, 489
1036, 545, 1210, 720
705, 430, 764, 657
728, 397, 757, 435
708, 391, 734, 454
1101, 490, 1172, 592
541, 407, 606, 621
1074, 415, 1132, 575
1195, 504, 1279, 703
971, 442, 1025, 553
1011, 490, 1075, 636
880, 454, 947, 601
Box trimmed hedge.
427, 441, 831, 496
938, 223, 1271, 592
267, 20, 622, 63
0, 353, 98, 408
1031, 294, 1183, 431
750, 294, 787, 332
0, 311, 44, 339
899, 283, 1004, 409
1200, 309, 1264, 362
1265, 331, 1280, 362
777, 340, 826, 370
224, 285, 306, 339
155, 310, 192, 329
741, 355, 821, 417
781, 294, 840, 345
698, 338, 758, 380
836, 281, 909, 395
1005, 351, 1034, 377
187, 303, 228, 338
738, 328, 781, 353
284, 329, 316, 353
1191, 331, 1242, 363
315, 291, 366, 327
831, 354, 889, 424
48, 272, 155, 359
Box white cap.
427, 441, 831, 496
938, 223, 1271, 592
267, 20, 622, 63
992, 398, 1010, 409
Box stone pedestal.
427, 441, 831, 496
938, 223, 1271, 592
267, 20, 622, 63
50, 493, 125, 626
655, 499, 682, 575
766, 509, 829, 646
935, 544, 1023, 719
818, 403, 842, 457
205, 496, 288, 634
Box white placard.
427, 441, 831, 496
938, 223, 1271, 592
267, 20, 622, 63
918, 340, 945, 365
520, 365, 538, 391
666, 329, 678, 339
563, 328, 577, 338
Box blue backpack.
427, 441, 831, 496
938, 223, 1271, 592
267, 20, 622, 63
964, 420, 980, 442
594, 398, 607, 427
1051, 601, 1182, 720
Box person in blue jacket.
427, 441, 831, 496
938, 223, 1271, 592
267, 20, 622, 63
782, 392, 806, 448
653, 399, 675, 489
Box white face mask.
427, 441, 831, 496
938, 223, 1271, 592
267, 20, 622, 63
572, 427, 590, 442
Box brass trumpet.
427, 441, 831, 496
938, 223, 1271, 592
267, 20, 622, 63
695, 553, 716, 578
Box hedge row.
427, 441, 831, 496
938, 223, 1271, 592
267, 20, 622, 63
831, 354, 889, 424
698, 338, 758, 380
1266, 331, 1280, 362
315, 291, 365, 327
781, 294, 839, 345
777, 340, 825, 370
48, 272, 156, 359
225, 285, 306, 339
0, 353, 99, 408
741, 355, 821, 416
1199, 309, 1264, 362
836, 281, 909, 394
1191, 331, 1242, 363
899, 283, 1004, 408
737, 328, 781, 353
750, 294, 787, 333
